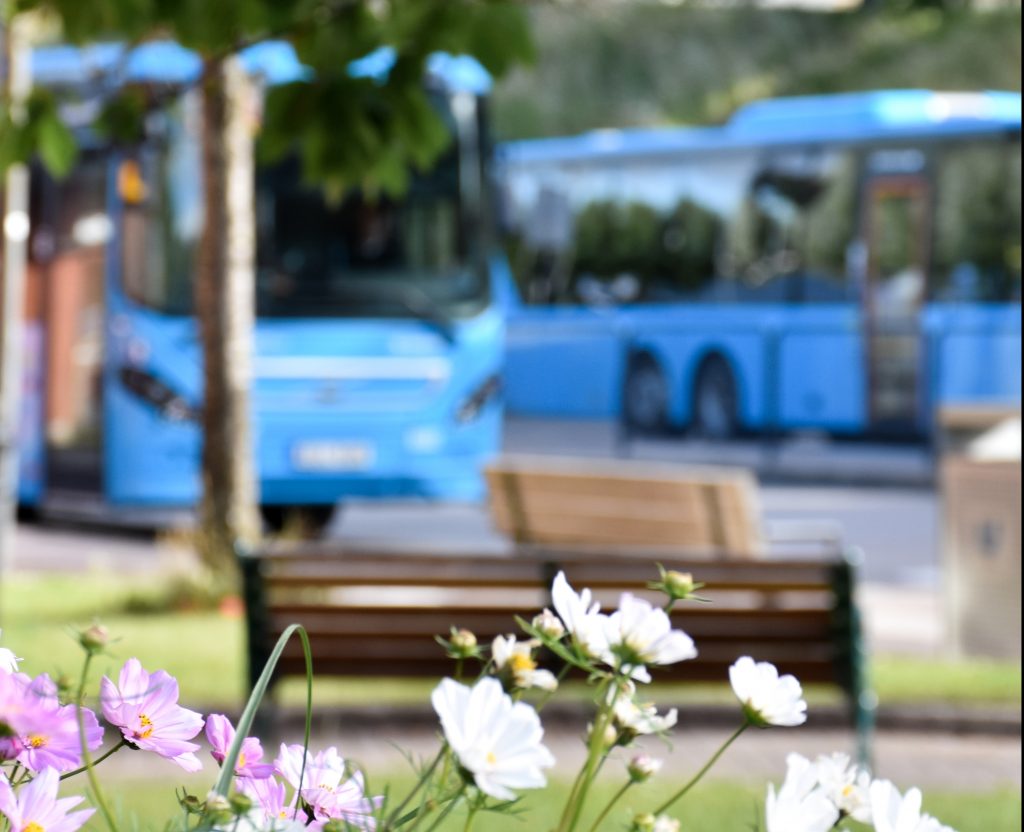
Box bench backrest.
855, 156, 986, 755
484, 455, 764, 558
242, 547, 857, 694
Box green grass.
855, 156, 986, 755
2, 573, 1020, 711
80, 775, 1021, 832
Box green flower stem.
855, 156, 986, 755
653, 721, 749, 815
59, 739, 128, 781
393, 787, 463, 829
76, 652, 119, 832
587, 780, 633, 832
418, 784, 467, 832
383, 744, 448, 831
558, 678, 620, 832
462, 799, 481, 832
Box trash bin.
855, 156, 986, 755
941, 414, 1021, 659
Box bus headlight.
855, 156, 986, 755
454, 374, 501, 424
118, 366, 199, 422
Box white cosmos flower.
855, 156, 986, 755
491, 635, 558, 692
729, 656, 807, 727
815, 752, 872, 822
765, 753, 839, 832
604, 593, 697, 670
431, 677, 555, 801
551, 571, 611, 661
611, 689, 678, 738
0, 631, 20, 675
870, 780, 957, 832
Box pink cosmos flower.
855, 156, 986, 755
0, 766, 94, 832
0, 672, 63, 763
99, 658, 204, 772
275, 743, 382, 828
16, 674, 104, 773
205, 714, 274, 779
240, 776, 315, 826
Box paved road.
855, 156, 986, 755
505, 417, 936, 487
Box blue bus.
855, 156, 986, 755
497, 90, 1021, 439
17, 42, 508, 524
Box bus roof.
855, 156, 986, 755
31, 41, 492, 95
499, 90, 1022, 165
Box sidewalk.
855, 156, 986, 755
96, 718, 1020, 792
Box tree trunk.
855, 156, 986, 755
0, 15, 31, 592
195, 56, 260, 591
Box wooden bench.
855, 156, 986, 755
484, 455, 766, 558
240, 544, 873, 761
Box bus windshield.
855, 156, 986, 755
255, 147, 485, 320
121, 91, 490, 319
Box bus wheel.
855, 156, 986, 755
693, 357, 738, 440
260, 504, 337, 539
624, 356, 668, 433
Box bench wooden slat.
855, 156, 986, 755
484, 456, 764, 557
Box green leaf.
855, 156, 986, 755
37, 112, 78, 177
203, 623, 314, 827
96, 88, 148, 144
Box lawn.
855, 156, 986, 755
80, 775, 1021, 832
4, 573, 1019, 710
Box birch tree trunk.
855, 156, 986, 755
195, 56, 260, 589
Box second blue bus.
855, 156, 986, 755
497, 90, 1021, 439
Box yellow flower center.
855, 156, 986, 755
24, 823, 45, 832
135, 714, 154, 740
842, 785, 855, 798
238, 752, 247, 769
509, 653, 537, 674
486, 751, 498, 765
27, 734, 47, 748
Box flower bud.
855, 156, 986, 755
664, 571, 695, 599
179, 794, 204, 815
631, 814, 679, 832
229, 792, 253, 815
203, 793, 233, 824
450, 628, 478, 657
588, 721, 618, 749
79, 624, 110, 654
627, 754, 662, 783
531, 608, 565, 640
631, 813, 657, 832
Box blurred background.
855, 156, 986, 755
0, 0, 1020, 828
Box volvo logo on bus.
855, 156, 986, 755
316, 381, 343, 405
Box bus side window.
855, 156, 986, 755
723, 150, 858, 304
932, 138, 1022, 303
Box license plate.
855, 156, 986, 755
292, 441, 375, 471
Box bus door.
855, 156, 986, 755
38, 155, 110, 497
862, 166, 931, 433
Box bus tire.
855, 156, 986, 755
623, 355, 669, 434
260, 504, 337, 538
692, 357, 738, 440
